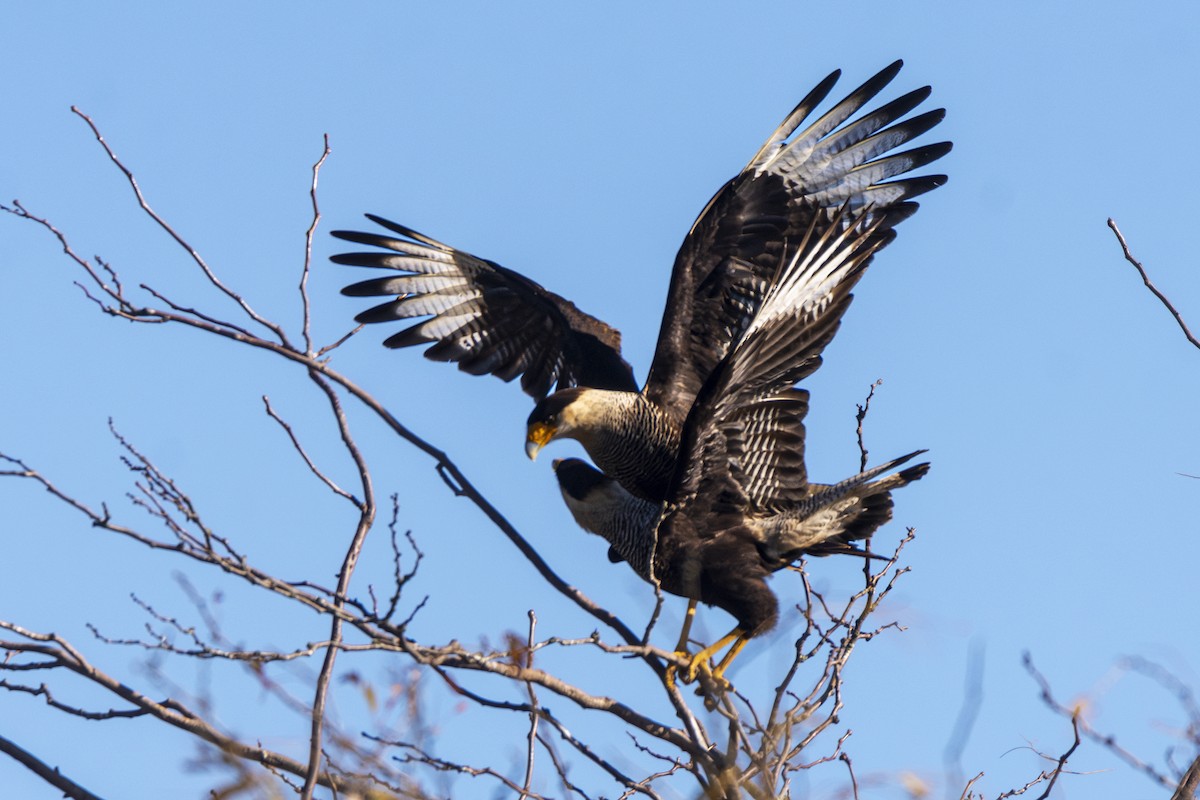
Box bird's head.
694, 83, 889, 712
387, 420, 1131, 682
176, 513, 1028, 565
551, 457, 609, 501
525, 387, 591, 460
551, 457, 628, 540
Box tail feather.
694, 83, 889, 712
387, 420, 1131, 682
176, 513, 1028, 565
756, 453, 929, 566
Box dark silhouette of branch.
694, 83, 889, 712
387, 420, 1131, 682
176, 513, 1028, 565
1029, 712, 1080, 800
855, 379, 883, 473
1108, 218, 1199, 350
0, 734, 107, 800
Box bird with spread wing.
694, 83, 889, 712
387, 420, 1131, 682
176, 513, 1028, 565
334, 60, 948, 507
555, 206, 931, 684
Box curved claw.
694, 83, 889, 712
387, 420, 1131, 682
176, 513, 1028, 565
683, 628, 747, 687
664, 649, 692, 689
684, 652, 707, 684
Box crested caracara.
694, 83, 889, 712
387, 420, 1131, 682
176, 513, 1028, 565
555, 210, 931, 683
335, 61, 948, 503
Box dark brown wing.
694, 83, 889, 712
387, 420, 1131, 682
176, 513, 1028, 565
642, 60, 949, 426
670, 209, 887, 518
335, 215, 638, 400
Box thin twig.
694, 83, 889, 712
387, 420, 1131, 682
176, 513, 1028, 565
300, 366, 376, 800
70, 106, 289, 344
1107, 218, 1199, 350
301, 134, 331, 355
521, 610, 540, 799
855, 379, 882, 472
1024, 652, 1174, 790
1032, 713, 1081, 800
0, 624, 352, 792
262, 394, 359, 506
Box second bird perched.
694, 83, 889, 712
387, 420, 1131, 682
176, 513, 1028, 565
334, 60, 948, 683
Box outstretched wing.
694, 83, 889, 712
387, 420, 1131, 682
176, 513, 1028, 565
671, 208, 888, 518
334, 216, 638, 400
643, 60, 949, 426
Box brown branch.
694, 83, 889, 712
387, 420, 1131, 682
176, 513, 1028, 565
1171, 754, 1200, 800
300, 133, 331, 355
298, 364, 376, 799
262, 394, 360, 506
0, 108, 925, 797
381, 737, 551, 798
1024, 652, 1175, 791
3, 198, 646, 653
839, 751, 860, 800
0, 625, 353, 792
416, 642, 703, 760
958, 771, 984, 800
317, 323, 362, 357
426, 665, 668, 797
1031, 713, 1081, 800
521, 610, 540, 800
70, 106, 290, 344
373, 497, 424, 625
1108, 218, 1199, 350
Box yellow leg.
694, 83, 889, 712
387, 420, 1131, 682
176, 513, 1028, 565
685, 627, 745, 684
664, 599, 698, 689
674, 599, 698, 654
710, 634, 750, 683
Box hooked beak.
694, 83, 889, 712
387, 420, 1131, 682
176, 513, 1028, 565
525, 422, 556, 461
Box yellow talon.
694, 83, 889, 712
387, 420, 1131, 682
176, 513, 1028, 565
684, 628, 749, 687
661, 605, 749, 692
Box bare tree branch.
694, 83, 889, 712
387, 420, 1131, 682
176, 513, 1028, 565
70, 107, 290, 342
0, 107, 949, 798
1108, 218, 1199, 350
855, 379, 883, 473
0, 734, 107, 800
0, 623, 355, 793
1023, 651, 1200, 796
300, 133, 331, 355
1171, 754, 1200, 800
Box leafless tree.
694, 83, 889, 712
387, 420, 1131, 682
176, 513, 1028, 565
1, 112, 1195, 799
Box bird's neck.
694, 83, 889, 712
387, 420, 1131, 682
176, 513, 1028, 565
573, 391, 680, 502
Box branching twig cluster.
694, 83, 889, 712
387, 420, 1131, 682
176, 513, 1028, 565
1022, 653, 1200, 798
16, 115, 1192, 800
0, 109, 925, 799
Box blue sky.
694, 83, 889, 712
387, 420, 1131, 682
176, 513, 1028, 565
3, 3, 1199, 798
